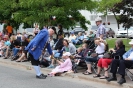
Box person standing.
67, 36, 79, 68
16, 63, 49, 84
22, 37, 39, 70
25, 28, 54, 79
57, 24, 64, 38
33, 24, 40, 36
6, 23, 13, 38
95, 17, 106, 40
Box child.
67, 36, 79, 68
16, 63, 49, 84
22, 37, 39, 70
48, 52, 72, 77
74, 47, 83, 65
74, 43, 89, 65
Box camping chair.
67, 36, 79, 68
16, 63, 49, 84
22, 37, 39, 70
125, 65, 133, 81
72, 41, 96, 73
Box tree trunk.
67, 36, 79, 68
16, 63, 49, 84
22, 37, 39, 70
113, 12, 120, 30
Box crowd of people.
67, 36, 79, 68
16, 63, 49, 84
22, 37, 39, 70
1, 17, 133, 85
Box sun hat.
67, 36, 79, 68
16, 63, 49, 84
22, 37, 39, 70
70, 31, 74, 34
129, 39, 133, 45
95, 17, 102, 22
63, 52, 71, 56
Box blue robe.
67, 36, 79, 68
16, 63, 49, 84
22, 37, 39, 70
25, 29, 52, 60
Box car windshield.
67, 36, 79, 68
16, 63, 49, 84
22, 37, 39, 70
63, 29, 68, 32
74, 28, 83, 31
119, 28, 133, 30
91, 26, 98, 30
26, 28, 34, 32
105, 28, 110, 31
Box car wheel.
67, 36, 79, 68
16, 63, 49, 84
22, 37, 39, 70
112, 36, 114, 38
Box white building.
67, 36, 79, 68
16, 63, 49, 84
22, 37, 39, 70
80, 10, 123, 33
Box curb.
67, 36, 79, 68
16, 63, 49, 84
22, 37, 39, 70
0, 59, 133, 88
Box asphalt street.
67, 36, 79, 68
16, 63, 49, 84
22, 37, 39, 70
0, 64, 97, 88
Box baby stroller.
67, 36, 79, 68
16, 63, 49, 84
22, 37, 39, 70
72, 39, 96, 73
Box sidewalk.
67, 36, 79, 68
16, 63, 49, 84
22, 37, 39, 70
0, 58, 133, 88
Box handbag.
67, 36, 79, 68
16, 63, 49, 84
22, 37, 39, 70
103, 53, 112, 59
90, 53, 98, 57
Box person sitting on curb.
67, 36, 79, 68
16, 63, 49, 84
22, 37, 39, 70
48, 52, 72, 77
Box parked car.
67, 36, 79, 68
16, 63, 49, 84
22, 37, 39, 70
105, 27, 115, 38
63, 28, 69, 37
25, 28, 34, 37
73, 27, 85, 35
89, 25, 97, 34
116, 27, 133, 38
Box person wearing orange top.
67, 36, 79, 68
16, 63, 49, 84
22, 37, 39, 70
6, 23, 13, 38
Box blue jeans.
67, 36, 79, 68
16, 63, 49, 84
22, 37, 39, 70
85, 56, 98, 64
53, 50, 60, 58
13, 48, 20, 56
71, 39, 78, 44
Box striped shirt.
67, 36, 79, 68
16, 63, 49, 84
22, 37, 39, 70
96, 24, 106, 39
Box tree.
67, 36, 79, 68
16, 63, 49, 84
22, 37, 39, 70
97, 0, 121, 29
0, 0, 97, 31
111, 0, 133, 29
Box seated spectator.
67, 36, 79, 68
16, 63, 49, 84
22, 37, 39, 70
83, 31, 95, 43
15, 35, 29, 62
71, 32, 84, 45
16, 33, 22, 42
93, 39, 125, 79
0, 40, 5, 56
74, 47, 83, 65
48, 52, 72, 77
48, 39, 76, 68
68, 31, 76, 42
40, 50, 51, 68
89, 31, 95, 38
51, 27, 57, 43
83, 38, 106, 75
50, 36, 54, 48
23, 32, 28, 38
10, 35, 18, 49
83, 32, 88, 40
53, 34, 64, 50
1, 35, 11, 59
106, 39, 133, 85
74, 43, 89, 64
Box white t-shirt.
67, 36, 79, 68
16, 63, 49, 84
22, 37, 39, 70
128, 52, 133, 59
95, 42, 105, 54
68, 35, 76, 41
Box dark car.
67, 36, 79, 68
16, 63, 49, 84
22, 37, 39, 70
105, 27, 115, 38
73, 27, 85, 35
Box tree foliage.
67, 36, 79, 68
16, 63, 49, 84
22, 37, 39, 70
98, 0, 133, 29
0, 0, 97, 30
111, 0, 133, 28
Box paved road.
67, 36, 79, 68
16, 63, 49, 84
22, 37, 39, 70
0, 64, 97, 88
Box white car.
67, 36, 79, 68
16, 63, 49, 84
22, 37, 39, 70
25, 28, 34, 36
116, 27, 133, 38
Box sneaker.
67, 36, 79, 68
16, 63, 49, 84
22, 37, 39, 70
36, 74, 47, 79
118, 78, 126, 85
41, 74, 47, 77
106, 77, 117, 82
47, 65, 55, 68
3, 57, 8, 59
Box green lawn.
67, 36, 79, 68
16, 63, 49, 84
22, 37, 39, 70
76, 38, 131, 51
106, 38, 131, 51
